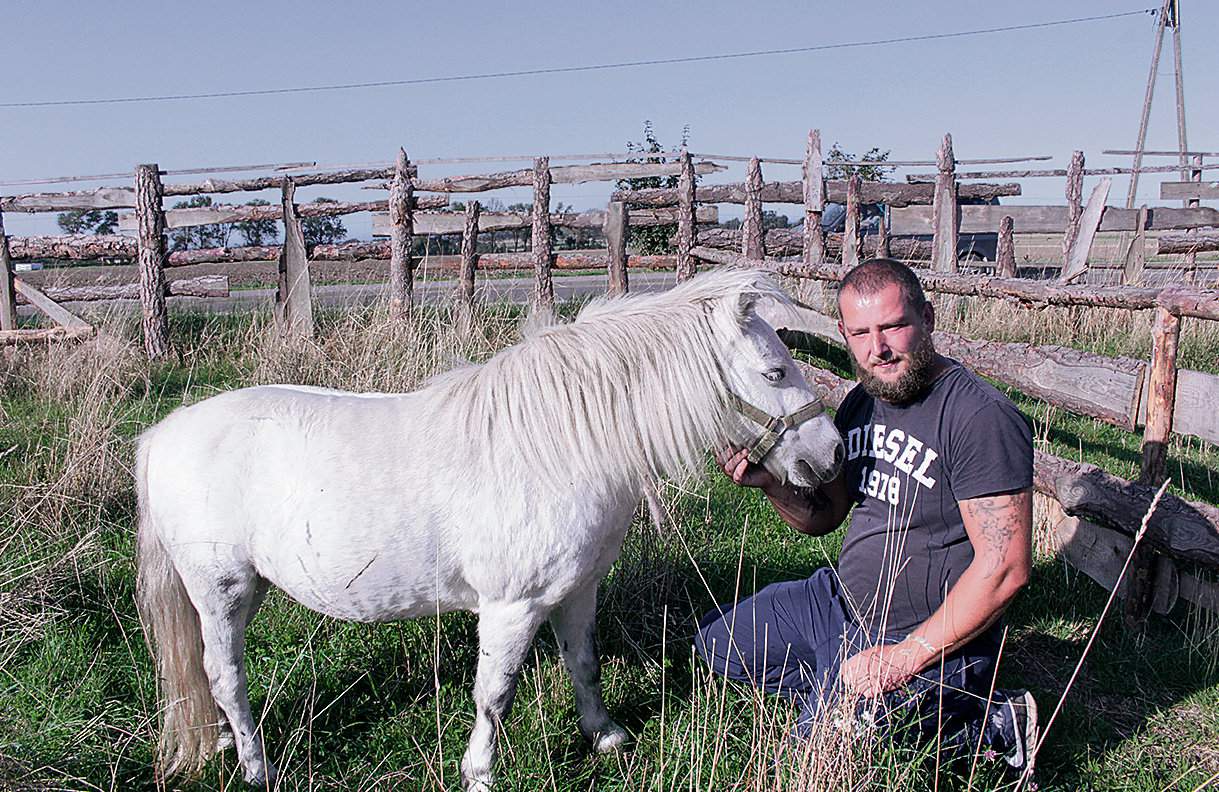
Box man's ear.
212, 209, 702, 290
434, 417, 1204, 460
922, 301, 936, 332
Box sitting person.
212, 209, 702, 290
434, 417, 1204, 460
696, 258, 1038, 773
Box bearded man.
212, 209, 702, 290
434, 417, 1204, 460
696, 258, 1038, 773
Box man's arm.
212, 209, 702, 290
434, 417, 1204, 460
716, 447, 852, 536
840, 488, 1033, 697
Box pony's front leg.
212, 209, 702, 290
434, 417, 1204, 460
550, 580, 629, 753
460, 600, 546, 791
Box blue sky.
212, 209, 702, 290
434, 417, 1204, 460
1, 1, 1212, 237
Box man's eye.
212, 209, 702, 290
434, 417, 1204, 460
763, 368, 786, 383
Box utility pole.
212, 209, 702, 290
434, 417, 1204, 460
1124, 0, 1171, 211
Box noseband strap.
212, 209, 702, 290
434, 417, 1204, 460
726, 391, 826, 465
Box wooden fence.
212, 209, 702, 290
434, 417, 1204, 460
1, 133, 1217, 622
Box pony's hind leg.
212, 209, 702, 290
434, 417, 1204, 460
186, 568, 276, 788
460, 600, 547, 792
214, 577, 270, 755
549, 581, 629, 753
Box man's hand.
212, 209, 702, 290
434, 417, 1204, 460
840, 642, 926, 698
715, 446, 778, 489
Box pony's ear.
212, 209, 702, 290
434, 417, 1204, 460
752, 295, 839, 340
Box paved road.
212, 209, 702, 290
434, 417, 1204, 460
26, 271, 681, 320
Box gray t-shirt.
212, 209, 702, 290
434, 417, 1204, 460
833, 360, 1033, 637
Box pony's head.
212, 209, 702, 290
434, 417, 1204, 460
701, 271, 845, 488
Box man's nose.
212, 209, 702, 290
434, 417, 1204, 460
869, 331, 889, 359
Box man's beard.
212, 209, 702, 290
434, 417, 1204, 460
852, 333, 937, 404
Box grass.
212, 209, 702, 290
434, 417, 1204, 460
1, 292, 1218, 791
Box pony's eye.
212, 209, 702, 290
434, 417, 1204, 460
763, 368, 786, 383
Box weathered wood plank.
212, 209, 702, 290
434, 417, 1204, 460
275, 180, 313, 337
0, 210, 16, 330
1160, 181, 1219, 200
1158, 231, 1219, 254
531, 158, 553, 308
384, 160, 725, 194
0, 187, 137, 213
134, 163, 170, 358
612, 180, 1020, 208
742, 157, 764, 260
676, 149, 697, 282
1124, 205, 1150, 284
12, 279, 90, 329
996, 216, 1016, 278
164, 168, 402, 197
1054, 517, 1180, 615
118, 196, 448, 231
1061, 151, 1085, 270
1061, 178, 1111, 283
458, 201, 479, 307
371, 205, 717, 236
0, 326, 96, 346
803, 129, 825, 270
16, 275, 229, 304
604, 201, 628, 297
931, 134, 958, 273
388, 148, 414, 321
843, 175, 861, 269
890, 204, 1219, 235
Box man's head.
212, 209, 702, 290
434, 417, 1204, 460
837, 258, 940, 404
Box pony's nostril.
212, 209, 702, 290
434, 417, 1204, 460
833, 443, 845, 467
794, 459, 816, 483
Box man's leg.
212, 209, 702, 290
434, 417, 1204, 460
695, 567, 852, 718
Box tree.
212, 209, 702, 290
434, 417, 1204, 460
825, 144, 892, 182
234, 199, 278, 246
56, 209, 118, 235
617, 120, 690, 254
300, 197, 346, 249
168, 196, 230, 251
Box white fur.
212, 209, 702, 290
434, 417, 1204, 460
135, 268, 844, 789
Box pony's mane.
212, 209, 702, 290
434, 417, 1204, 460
427, 269, 791, 495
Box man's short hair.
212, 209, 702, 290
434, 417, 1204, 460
839, 258, 928, 311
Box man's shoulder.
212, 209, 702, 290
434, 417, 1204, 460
938, 359, 1021, 414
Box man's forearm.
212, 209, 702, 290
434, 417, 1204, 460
761, 475, 848, 536
899, 560, 1026, 673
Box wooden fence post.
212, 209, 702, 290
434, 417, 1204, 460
1183, 153, 1203, 283
875, 215, 891, 260
676, 148, 697, 282
0, 209, 16, 331
844, 174, 862, 268
1123, 205, 1150, 285
275, 178, 313, 338
531, 157, 554, 308
802, 129, 825, 269
604, 200, 628, 296
135, 163, 170, 358
388, 147, 415, 321
1062, 150, 1085, 270
1061, 178, 1112, 284
743, 157, 764, 260
931, 133, 959, 273
1125, 305, 1181, 627
459, 200, 480, 308
996, 215, 1016, 278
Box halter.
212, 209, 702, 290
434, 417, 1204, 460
726, 391, 827, 465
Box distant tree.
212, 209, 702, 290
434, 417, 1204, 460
300, 197, 346, 249
617, 120, 690, 254
234, 199, 278, 246
825, 144, 892, 182
56, 209, 118, 235
168, 196, 230, 250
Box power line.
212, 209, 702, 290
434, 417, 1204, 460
0, 8, 1156, 110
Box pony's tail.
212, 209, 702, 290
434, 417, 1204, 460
135, 433, 219, 778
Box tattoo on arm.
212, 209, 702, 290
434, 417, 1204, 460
961, 492, 1028, 577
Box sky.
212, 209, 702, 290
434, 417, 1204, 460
1, 1, 1213, 238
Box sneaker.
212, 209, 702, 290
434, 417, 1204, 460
999, 689, 1039, 775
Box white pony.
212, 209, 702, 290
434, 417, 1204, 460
135, 268, 845, 790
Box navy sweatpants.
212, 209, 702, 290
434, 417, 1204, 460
695, 567, 1015, 754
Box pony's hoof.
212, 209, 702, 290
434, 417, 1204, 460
461, 773, 493, 792
591, 724, 630, 754
244, 761, 277, 789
